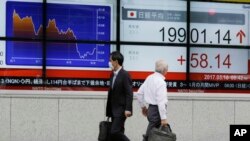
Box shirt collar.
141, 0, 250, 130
114, 66, 122, 75
155, 72, 165, 80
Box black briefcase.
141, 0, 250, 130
98, 117, 112, 141
148, 124, 177, 141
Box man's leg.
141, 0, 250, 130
143, 105, 161, 141
111, 117, 130, 141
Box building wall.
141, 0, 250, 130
1, 90, 250, 141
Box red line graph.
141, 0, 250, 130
13, 9, 77, 40
13, 10, 98, 60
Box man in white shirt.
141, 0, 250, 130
136, 59, 168, 141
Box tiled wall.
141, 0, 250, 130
1, 92, 250, 141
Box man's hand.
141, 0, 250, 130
161, 119, 168, 127
141, 106, 148, 117
125, 111, 132, 117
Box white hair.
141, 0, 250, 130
155, 60, 168, 74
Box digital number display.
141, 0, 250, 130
121, 0, 186, 43
121, 0, 187, 82
190, 48, 248, 74
121, 0, 250, 92
189, 1, 250, 85
122, 1, 248, 45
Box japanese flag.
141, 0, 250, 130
127, 10, 137, 18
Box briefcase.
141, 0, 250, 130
148, 124, 176, 141
98, 117, 112, 141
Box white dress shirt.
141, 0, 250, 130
112, 66, 122, 88
136, 72, 168, 120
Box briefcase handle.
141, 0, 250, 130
106, 117, 111, 122
159, 124, 172, 133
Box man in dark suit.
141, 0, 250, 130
106, 51, 133, 141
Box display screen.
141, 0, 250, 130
5, 1, 111, 67
121, 0, 187, 43
120, 0, 250, 93
188, 1, 250, 92
0, 0, 115, 90
1, 0, 250, 93
190, 1, 249, 74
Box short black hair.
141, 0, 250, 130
110, 51, 124, 66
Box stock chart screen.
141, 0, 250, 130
6, 1, 111, 68
0, 0, 115, 90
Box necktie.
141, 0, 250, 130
112, 72, 117, 89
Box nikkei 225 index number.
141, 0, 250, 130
159, 27, 231, 44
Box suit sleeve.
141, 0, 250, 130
123, 71, 133, 113
105, 73, 113, 117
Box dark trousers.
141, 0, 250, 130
110, 117, 130, 141
143, 105, 161, 141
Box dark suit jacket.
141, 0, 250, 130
106, 68, 133, 117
